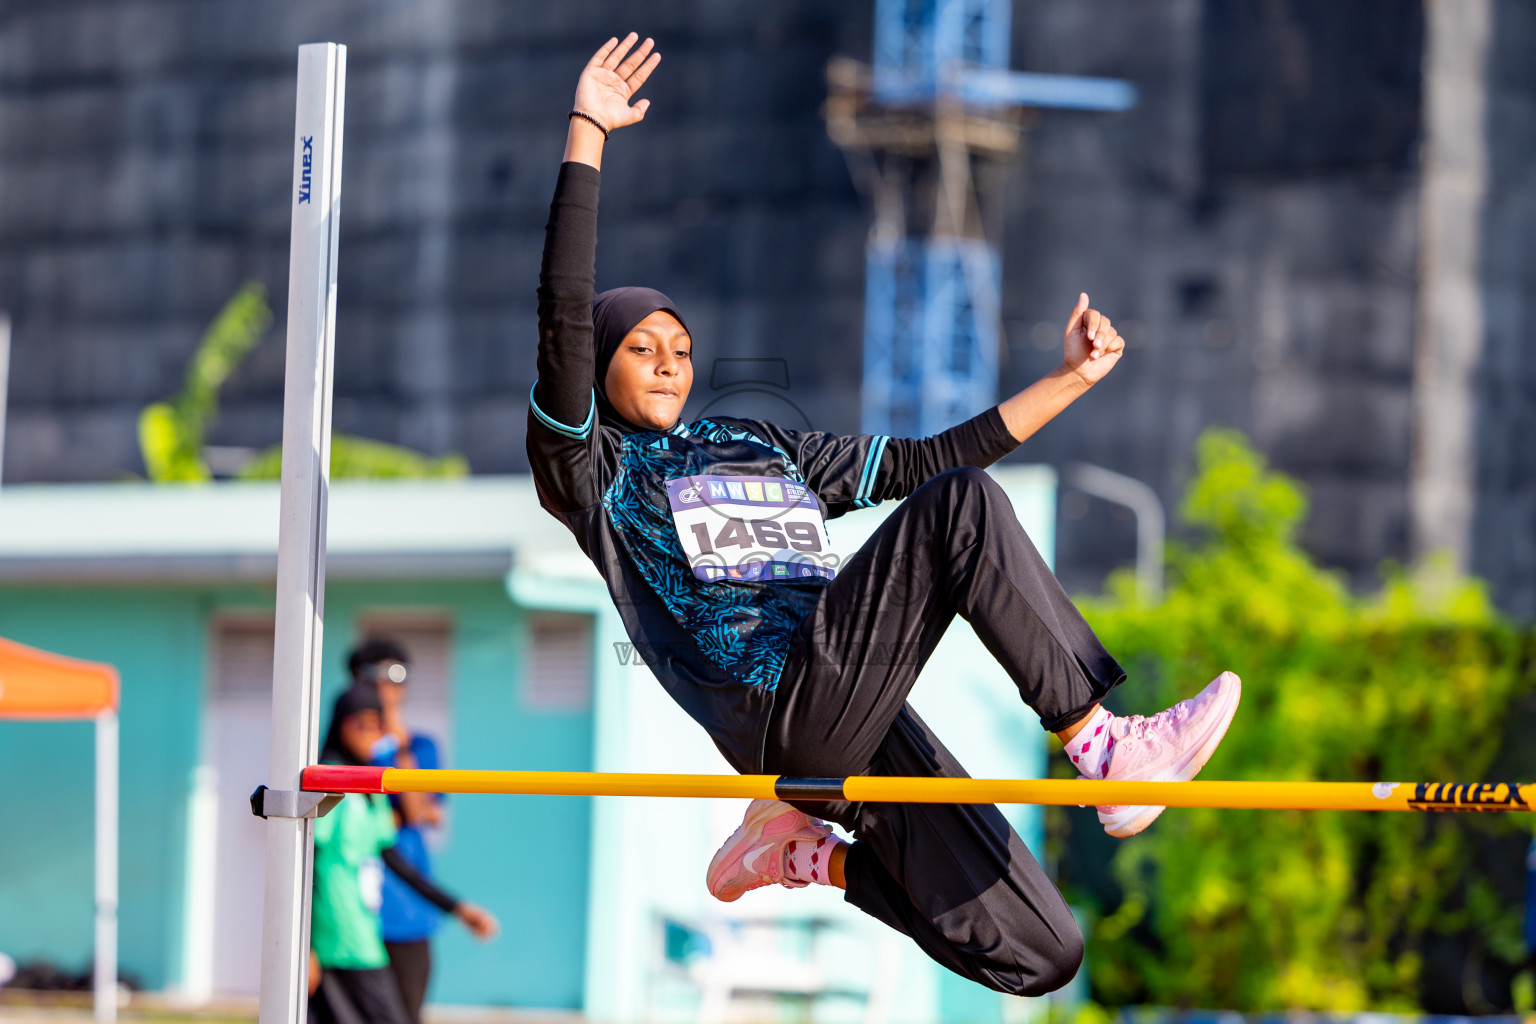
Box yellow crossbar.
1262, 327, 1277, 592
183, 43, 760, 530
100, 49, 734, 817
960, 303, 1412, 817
299, 765, 1534, 813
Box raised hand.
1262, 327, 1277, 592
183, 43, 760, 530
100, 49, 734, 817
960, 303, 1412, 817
573, 33, 661, 132
1062, 292, 1124, 386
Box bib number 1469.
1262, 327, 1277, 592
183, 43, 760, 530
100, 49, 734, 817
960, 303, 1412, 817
688, 517, 822, 554
665, 474, 838, 583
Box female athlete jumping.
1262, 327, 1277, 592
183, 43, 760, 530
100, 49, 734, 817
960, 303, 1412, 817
526, 34, 1240, 995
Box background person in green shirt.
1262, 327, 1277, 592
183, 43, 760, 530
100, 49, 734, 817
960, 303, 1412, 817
310, 685, 498, 1024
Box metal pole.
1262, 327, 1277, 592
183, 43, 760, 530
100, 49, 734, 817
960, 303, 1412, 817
0, 312, 11, 489
94, 711, 118, 1024
299, 765, 1536, 815
1067, 462, 1166, 601
258, 43, 345, 1024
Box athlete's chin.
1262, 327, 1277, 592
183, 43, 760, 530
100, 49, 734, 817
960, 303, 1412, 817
637, 397, 684, 428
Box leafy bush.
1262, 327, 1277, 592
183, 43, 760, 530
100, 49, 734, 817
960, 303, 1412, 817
236, 436, 468, 480
138, 282, 468, 482
138, 282, 271, 481
1076, 429, 1534, 1011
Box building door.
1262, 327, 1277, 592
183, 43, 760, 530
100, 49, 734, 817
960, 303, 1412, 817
190, 613, 454, 1000
202, 615, 275, 999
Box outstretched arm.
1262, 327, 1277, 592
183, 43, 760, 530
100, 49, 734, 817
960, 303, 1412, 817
380, 847, 500, 941
562, 33, 660, 170
996, 292, 1123, 444
786, 294, 1126, 511
873, 294, 1124, 486
528, 35, 660, 512
533, 34, 660, 427
381, 845, 459, 913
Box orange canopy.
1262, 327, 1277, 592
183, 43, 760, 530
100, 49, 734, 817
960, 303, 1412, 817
0, 636, 119, 719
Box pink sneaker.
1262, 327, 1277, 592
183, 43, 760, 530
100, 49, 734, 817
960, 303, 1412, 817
1091, 671, 1242, 838
706, 798, 832, 902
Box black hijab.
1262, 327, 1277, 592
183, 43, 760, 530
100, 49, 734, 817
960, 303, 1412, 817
592, 286, 691, 434
319, 684, 384, 766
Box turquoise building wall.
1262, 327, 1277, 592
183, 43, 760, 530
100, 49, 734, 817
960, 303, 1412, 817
0, 466, 1057, 1016
0, 578, 593, 1008
0, 588, 206, 992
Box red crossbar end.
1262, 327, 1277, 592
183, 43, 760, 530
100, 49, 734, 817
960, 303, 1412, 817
302, 765, 389, 794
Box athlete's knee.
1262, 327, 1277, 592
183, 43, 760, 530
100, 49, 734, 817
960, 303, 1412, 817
1008, 924, 1084, 997
950, 465, 1014, 506
977, 899, 1084, 996
913, 465, 1006, 509
953, 891, 1085, 996
939, 464, 994, 490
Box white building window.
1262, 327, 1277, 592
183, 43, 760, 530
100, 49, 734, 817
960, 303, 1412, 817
524, 612, 593, 712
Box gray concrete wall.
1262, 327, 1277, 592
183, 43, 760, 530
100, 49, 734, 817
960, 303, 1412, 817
999, 0, 1426, 595
0, 1, 1528, 612
1474, 0, 1536, 617
0, 1, 870, 481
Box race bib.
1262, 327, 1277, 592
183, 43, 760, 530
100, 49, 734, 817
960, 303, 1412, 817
358, 857, 384, 912
666, 474, 840, 583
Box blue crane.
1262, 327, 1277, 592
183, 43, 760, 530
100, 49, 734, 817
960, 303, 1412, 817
828, 0, 1136, 437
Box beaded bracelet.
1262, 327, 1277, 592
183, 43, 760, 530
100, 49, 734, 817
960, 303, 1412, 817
568, 110, 610, 140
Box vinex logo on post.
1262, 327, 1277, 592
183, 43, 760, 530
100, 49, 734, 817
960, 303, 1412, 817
297, 135, 314, 204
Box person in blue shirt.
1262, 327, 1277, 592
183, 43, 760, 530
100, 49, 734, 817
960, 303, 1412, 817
1526, 837, 1535, 965
348, 639, 498, 1024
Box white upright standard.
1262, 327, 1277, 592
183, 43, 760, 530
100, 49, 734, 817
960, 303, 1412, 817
258, 42, 346, 1024
93, 709, 118, 1024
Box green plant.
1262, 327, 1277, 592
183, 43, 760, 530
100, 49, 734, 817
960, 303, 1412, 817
1077, 429, 1534, 1011
236, 436, 468, 481
138, 283, 469, 482
1514, 967, 1534, 1014
138, 282, 272, 481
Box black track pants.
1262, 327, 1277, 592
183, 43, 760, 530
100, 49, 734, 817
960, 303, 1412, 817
311, 967, 412, 1024
384, 941, 432, 1024
764, 466, 1125, 996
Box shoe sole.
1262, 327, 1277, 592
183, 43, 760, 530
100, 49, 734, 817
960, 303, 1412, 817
706, 799, 824, 902
1099, 671, 1242, 838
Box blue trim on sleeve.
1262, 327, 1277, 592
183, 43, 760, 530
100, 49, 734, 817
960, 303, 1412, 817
853, 435, 890, 508
530, 383, 596, 440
